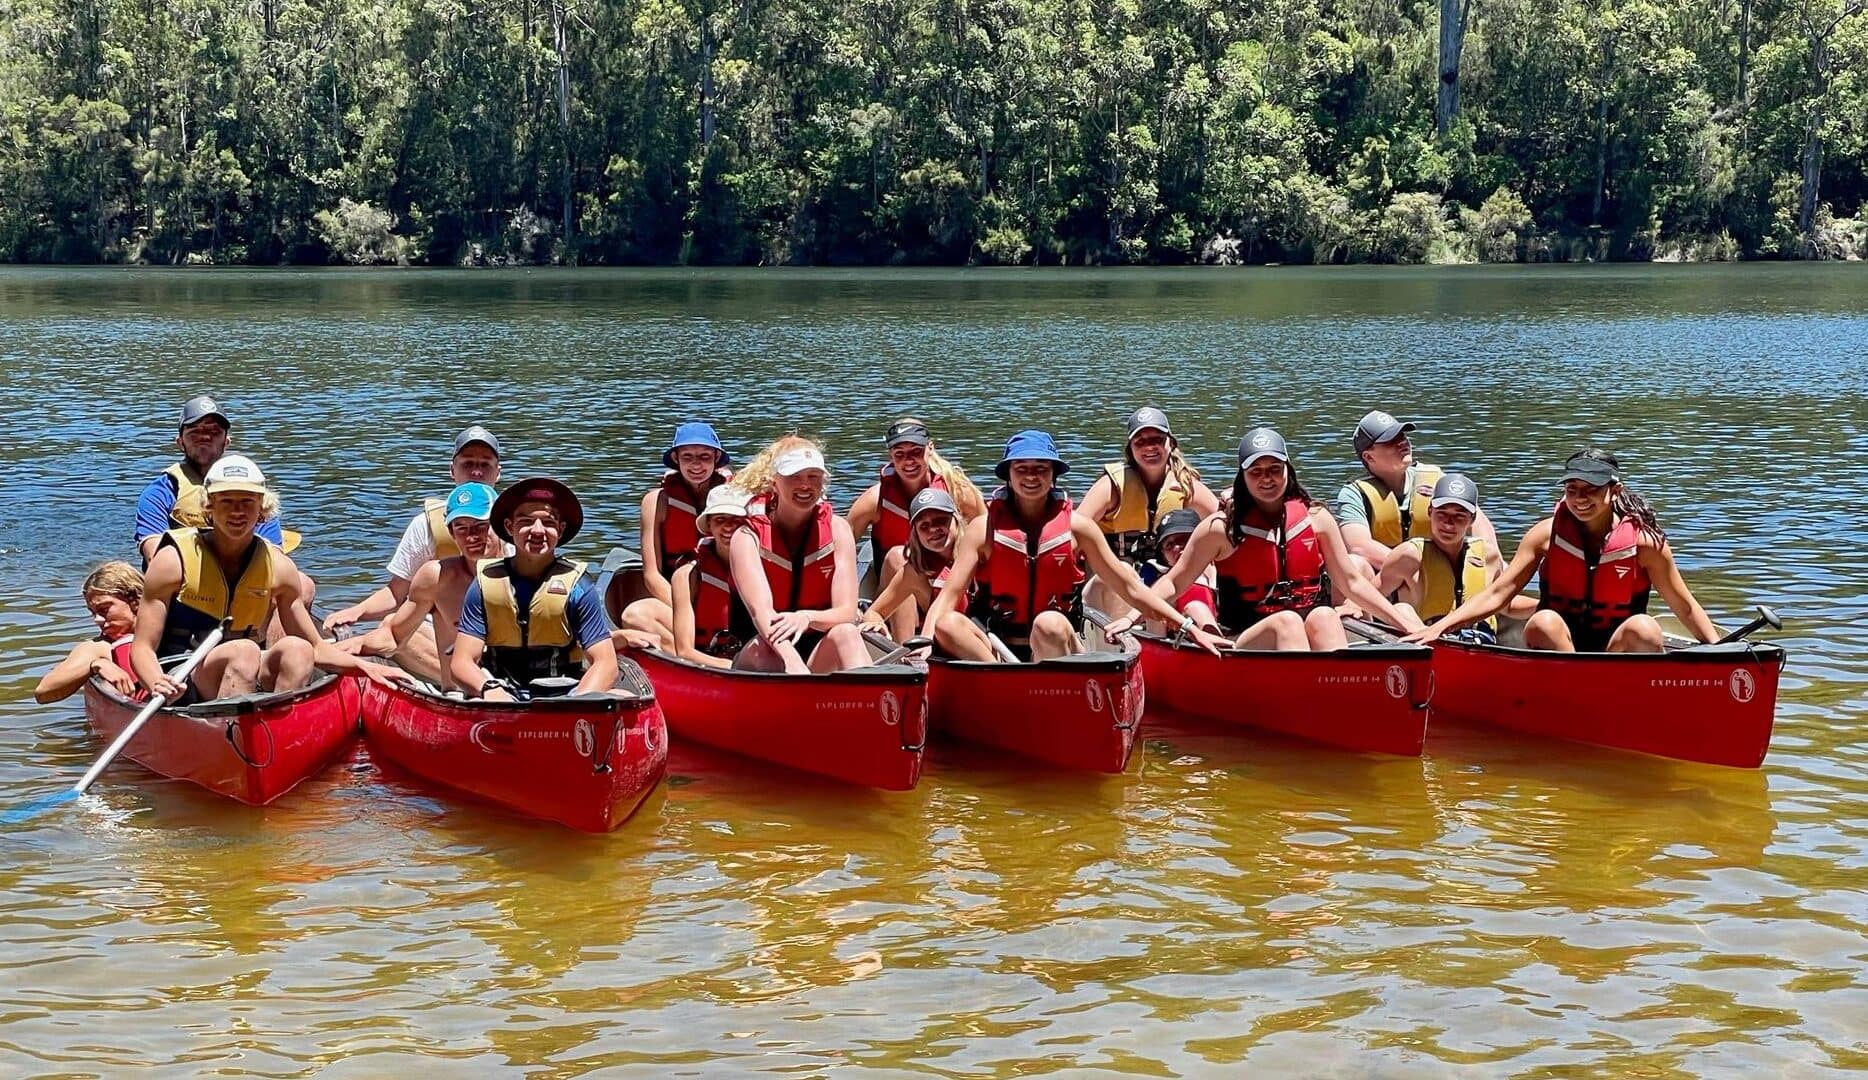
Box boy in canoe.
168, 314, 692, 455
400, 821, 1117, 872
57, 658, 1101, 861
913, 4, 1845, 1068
614, 422, 736, 651
336, 482, 503, 691
1378, 473, 1499, 644
33, 561, 147, 703
1409, 450, 1721, 652
322, 424, 505, 681
132, 455, 401, 703
452, 478, 622, 698
1335, 410, 1502, 576
134, 394, 295, 564
923, 430, 1228, 662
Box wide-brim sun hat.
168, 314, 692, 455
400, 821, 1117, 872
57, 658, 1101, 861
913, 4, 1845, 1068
695, 485, 755, 528
491, 477, 584, 543
995, 429, 1070, 480
664, 422, 731, 470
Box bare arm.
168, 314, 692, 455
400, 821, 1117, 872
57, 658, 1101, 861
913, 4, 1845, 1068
920, 515, 988, 639
843, 483, 882, 544
1075, 516, 1227, 653
34, 640, 119, 703
1147, 516, 1229, 604
1074, 472, 1118, 526
638, 489, 673, 605
1186, 479, 1221, 518
451, 634, 500, 699
575, 635, 620, 695
1315, 509, 1424, 632
729, 527, 780, 634
671, 564, 732, 669
862, 551, 917, 629
1408, 520, 1552, 642
1377, 542, 1426, 606
131, 548, 183, 695
138, 534, 161, 564
1340, 522, 1393, 570
1642, 537, 1720, 643
1473, 509, 1505, 575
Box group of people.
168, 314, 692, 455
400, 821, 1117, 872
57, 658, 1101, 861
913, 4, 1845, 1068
37, 394, 1723, 709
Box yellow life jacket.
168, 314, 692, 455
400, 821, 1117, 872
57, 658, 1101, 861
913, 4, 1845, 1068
1409, 536, 1494, 628
476, 557, 587, 681
158, 527, 276, 655
1354, 463, 1443, 548
164, 462, 210, 529
1097, 461, 1189, 560
423, 498, 463, 561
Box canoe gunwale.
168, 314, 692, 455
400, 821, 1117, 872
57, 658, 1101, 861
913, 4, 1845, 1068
88, 667, 350, 719
1434, 637, 1787, 665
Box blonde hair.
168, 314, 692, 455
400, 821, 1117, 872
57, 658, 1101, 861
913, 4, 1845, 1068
1102, 441, 1202, 525
82, 561, 145, 604
890, 416, 987, 521
731, 433, 827, 498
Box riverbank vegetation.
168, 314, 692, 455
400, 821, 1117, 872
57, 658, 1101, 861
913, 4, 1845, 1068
1, 0, 1863, 265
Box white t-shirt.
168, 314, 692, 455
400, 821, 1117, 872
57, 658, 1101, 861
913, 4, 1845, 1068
386, 507, 513, 582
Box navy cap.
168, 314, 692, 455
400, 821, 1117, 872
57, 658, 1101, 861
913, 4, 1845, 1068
664, 422, 730, 470
1156, 508, 1202, 541
1126, 407, 1172, 439
1237, 427, 1290, 467
995, 430, 1070, 479
1430, 472, 1480, 514
1353, 410, 1417, 453
453, 424, 502, 458
885, 420, 931, 448
180, 394, 229, 429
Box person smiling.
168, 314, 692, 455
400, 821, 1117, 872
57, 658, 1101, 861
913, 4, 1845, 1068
1378, 473, 1499, 643
134, 394, 289, 564
452, 478, 620, 699
618, 422, 736, 650
1409, 449, 1720, 652
668, 485, 756, 670
843, 417, 985, 574
861, 487, 963, 642
1336, 410, 1502, 576
1129, 428, 1424, 651
925, 430, 1228, 662
727, 435, 870, 674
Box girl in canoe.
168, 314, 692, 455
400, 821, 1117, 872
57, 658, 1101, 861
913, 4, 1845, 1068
1137, 508, 1220, 633
861, 488, 961, 641
1379, 473, 1500, 644
1115, 428, 1423, 650
1410, 449, 1720, 652
33, 561, 147, 703
1080, 407, 1220, 615
923, 430, 1228, 662
728, 435, 871, 673
618, 422, 735, 650
843, 417, 985, 578
668, 486, 755, 670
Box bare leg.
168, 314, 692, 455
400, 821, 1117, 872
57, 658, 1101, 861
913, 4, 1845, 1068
1234, 610, 1308, 651
933, 611, 997, 661
1607, 614, 1665, 654
1304, 606, 1349, 651
620, 598, 675, 651
1181, 600, 1219, 629
386, 620, 445, 684
1523, 610, 1576, 652
260, 637, 317, 692
198, 639, 263, 700
1081, 576, 1121, 622
809, 623, 871, 672
733, 638, 810, 674
1027, 611, 1082, 662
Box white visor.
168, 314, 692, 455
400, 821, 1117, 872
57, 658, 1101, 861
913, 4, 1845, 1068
773, 447, 828, 477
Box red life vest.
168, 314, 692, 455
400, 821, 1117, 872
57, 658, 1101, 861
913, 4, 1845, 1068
749, 500, 837, 613
103, 636, 149, 702
875, 466, 950, 557
970, 489, 1084, 632
1213, 500, 1327, 627
657, 470, 729, 576
688, 539, 745, 656
1538, 503, 1651, 635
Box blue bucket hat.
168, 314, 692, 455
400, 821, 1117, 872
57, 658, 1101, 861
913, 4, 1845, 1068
443, 482, 496, 524
663, 422, 731, 470
995, 429, 1070, 480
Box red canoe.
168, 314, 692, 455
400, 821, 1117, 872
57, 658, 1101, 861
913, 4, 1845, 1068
359, 670, 668, 831
82, 671, 363, 805
927, 645, 1143, 772
633, 649, 928, 789
1136, 632, 1434, 755
1430, 637, 1787, 767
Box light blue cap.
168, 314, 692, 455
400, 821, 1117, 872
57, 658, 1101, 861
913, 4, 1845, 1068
443, 482, 496, 524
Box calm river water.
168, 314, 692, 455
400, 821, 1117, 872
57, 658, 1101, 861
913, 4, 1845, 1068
1, 266, 1865, 1076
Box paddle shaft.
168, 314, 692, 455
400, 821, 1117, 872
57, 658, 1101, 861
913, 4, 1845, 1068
1714, 606, 1781, 645
74, 625, 226, 795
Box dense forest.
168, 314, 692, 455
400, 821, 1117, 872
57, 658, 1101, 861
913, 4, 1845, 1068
1, 0, 1863, 265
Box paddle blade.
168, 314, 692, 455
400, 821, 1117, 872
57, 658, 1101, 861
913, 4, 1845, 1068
1760, 605, 1782, 630
1, 787, 81, 825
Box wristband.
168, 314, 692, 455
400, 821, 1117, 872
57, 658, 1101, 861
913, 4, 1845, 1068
480, 678, 504, 695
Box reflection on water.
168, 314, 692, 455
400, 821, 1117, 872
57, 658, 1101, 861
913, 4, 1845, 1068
2, 266, 1865, 1074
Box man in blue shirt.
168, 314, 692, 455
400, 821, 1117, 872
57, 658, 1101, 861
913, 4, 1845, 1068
135, 394, 287, 563
452, 478, 618, 699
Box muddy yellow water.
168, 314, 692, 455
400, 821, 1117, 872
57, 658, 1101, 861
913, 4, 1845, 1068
2, 267, 1864, 1075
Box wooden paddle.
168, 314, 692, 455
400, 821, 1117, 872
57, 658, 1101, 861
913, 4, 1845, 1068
2, 623, 226, 824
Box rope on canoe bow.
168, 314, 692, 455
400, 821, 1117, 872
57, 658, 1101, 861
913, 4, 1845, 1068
225, 717, 276, 769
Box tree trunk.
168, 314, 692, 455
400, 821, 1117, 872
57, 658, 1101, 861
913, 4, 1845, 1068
551, 0, 575, 252
1735, 0, 1752, 106
1591, 33, 1614, 225
1798, 105, 1823, 249
1436, 0, 1469, 137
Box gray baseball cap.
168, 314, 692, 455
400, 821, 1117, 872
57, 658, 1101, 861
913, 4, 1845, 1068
1237, 427, 1290, 467
453, 424, 502, 457
885, 420, 931, 448
1127, 407, 1173, 439
908, 487, 958, 521
179, 394, 229, 429
1353, 410, 1417, 453
1430, 472, 1480, 514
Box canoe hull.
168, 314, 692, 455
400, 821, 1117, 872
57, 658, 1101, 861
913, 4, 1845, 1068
82, 672, 362, 805
634, 650, 928, 789
359, 675, 668, 831
1431, 639, 1786, 767
1137, 634, 1433, 755
928, 648, 1142, 772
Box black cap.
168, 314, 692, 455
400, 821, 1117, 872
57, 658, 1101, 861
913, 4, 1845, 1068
1560, 452, 1619, 487
1353, 410, 1417, 453
1430, 472, 1480, 513
1237, 427, 1290, 467
179, 394, 229, 429
885, 420, 930, 448
1126, 407, 1172, 439
453, 424, 502, 457
1157, 508, 1202, 541
907, 487, 958, 520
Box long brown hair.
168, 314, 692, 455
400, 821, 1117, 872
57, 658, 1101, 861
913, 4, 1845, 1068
1571, 448, 1666, 543
1226, 462, 1315, 546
